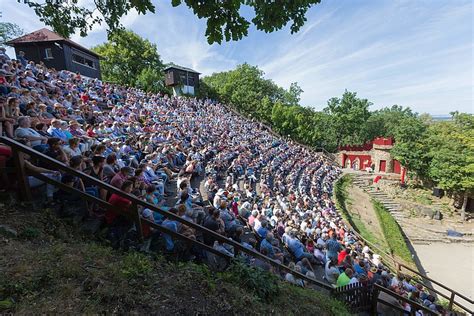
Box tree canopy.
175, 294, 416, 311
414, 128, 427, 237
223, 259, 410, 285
323, 91, 372, 148
18, 0, 321, 44
200, 64, 422, 152
426, 114, 474, 196
0, 20, 23, 47
92, 29, 165, 90
201, 63, 301, 123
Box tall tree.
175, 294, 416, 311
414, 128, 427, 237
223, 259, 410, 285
323, 90, 372, 148
92, 29, 164, 87
0, 20, 23, 47
426, 113, 474, 220
365, 105, 416, 140
390, 116, 430, 180
202, 64, 295, 123
19, 0, 321, 44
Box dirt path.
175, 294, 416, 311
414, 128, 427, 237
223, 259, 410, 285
344, 183, 391, 254
413, 242, 474, 310
347, 184, 384, 238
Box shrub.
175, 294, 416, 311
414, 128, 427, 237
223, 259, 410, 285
20, 227, 40, 240
220, 260, 280, 302
119, 252, 153, 279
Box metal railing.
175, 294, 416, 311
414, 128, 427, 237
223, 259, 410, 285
0, 136, 332, 292
334, 177, 473, 315
3, 136, 471, 314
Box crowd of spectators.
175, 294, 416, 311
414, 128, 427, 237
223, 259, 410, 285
0, 47, 449, 315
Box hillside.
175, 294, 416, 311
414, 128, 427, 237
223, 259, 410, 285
0, 200, 349, 315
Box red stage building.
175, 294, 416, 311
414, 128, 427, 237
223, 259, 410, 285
338, 137, 403, 174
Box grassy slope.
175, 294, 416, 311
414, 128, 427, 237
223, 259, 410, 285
0, 203, 349, 315
334, 175, 389, 252
334, 175, 415, 268
372, 200, 414, 265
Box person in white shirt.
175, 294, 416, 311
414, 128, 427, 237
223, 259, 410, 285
14, 116, 48, 148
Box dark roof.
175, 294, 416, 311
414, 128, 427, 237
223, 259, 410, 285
164, 64, 200, 74
6, 28, 101, 58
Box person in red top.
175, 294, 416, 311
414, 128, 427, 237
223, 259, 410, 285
338, 247, 351, 265
85, 124, 96, 138
80, 92, 89, 103
106, 180, 133, 225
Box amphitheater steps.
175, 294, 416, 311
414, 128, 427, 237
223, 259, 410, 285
351, 174, 406, 226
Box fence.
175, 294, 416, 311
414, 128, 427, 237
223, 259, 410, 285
334, 176, 473, 315
2, 135, 472, 315
0, 136, 332, 292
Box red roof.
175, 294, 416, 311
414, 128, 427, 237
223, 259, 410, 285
6, 28, 100, 58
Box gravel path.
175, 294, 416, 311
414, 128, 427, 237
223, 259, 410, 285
413, 242, 474, 310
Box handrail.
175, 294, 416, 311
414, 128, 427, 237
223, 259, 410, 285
28, 171, 232, 262
0, 136, 332, 291
374, 284, 440, 316
334, 176, 473, 315
399, 263, 473, 312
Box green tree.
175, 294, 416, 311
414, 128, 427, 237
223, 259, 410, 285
284, 82, 304, 106
136, 67, 169, 94
426, 113, 474, 220
92, 29, 164, 87
323, 90, 372, 148
202, 64, 292, 123
390, 116, 430, 180
0, 21, 23, 47
19, 0, 322, 44
365, 105, 416, 140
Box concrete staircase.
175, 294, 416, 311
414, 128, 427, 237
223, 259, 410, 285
350, 173, 474, 244
351, 174, 406, 222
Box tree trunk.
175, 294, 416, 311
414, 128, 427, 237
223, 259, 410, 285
461, 194, 467, 222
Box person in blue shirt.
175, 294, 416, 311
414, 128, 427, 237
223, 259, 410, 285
256, 220, 269, 239
326, 234, 342, 261
47, 119, 68, 142
288, 234, 315, 263
260, 233, 284, 263
161, 208, 181, 251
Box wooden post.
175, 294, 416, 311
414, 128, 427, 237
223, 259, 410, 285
448, 292, 455, 310
132, 203, 144, 242
371, 286, 379, 315
12, 150, 32, 201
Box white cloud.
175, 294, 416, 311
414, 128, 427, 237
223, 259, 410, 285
2, 0, 472, 114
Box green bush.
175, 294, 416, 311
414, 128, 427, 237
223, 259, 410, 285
20, 227, 40, 240
119, 252, 153, 279
220, 260, 280, 302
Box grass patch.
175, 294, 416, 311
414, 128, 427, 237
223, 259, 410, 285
372, 200, 414, 265
334, 174, 354, 222
351, 216, 386, 250
334, 175, 389, 253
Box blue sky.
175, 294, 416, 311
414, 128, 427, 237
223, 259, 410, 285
2, 0, 473, 114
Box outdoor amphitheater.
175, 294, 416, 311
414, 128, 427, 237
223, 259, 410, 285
0, 1, 473, 315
